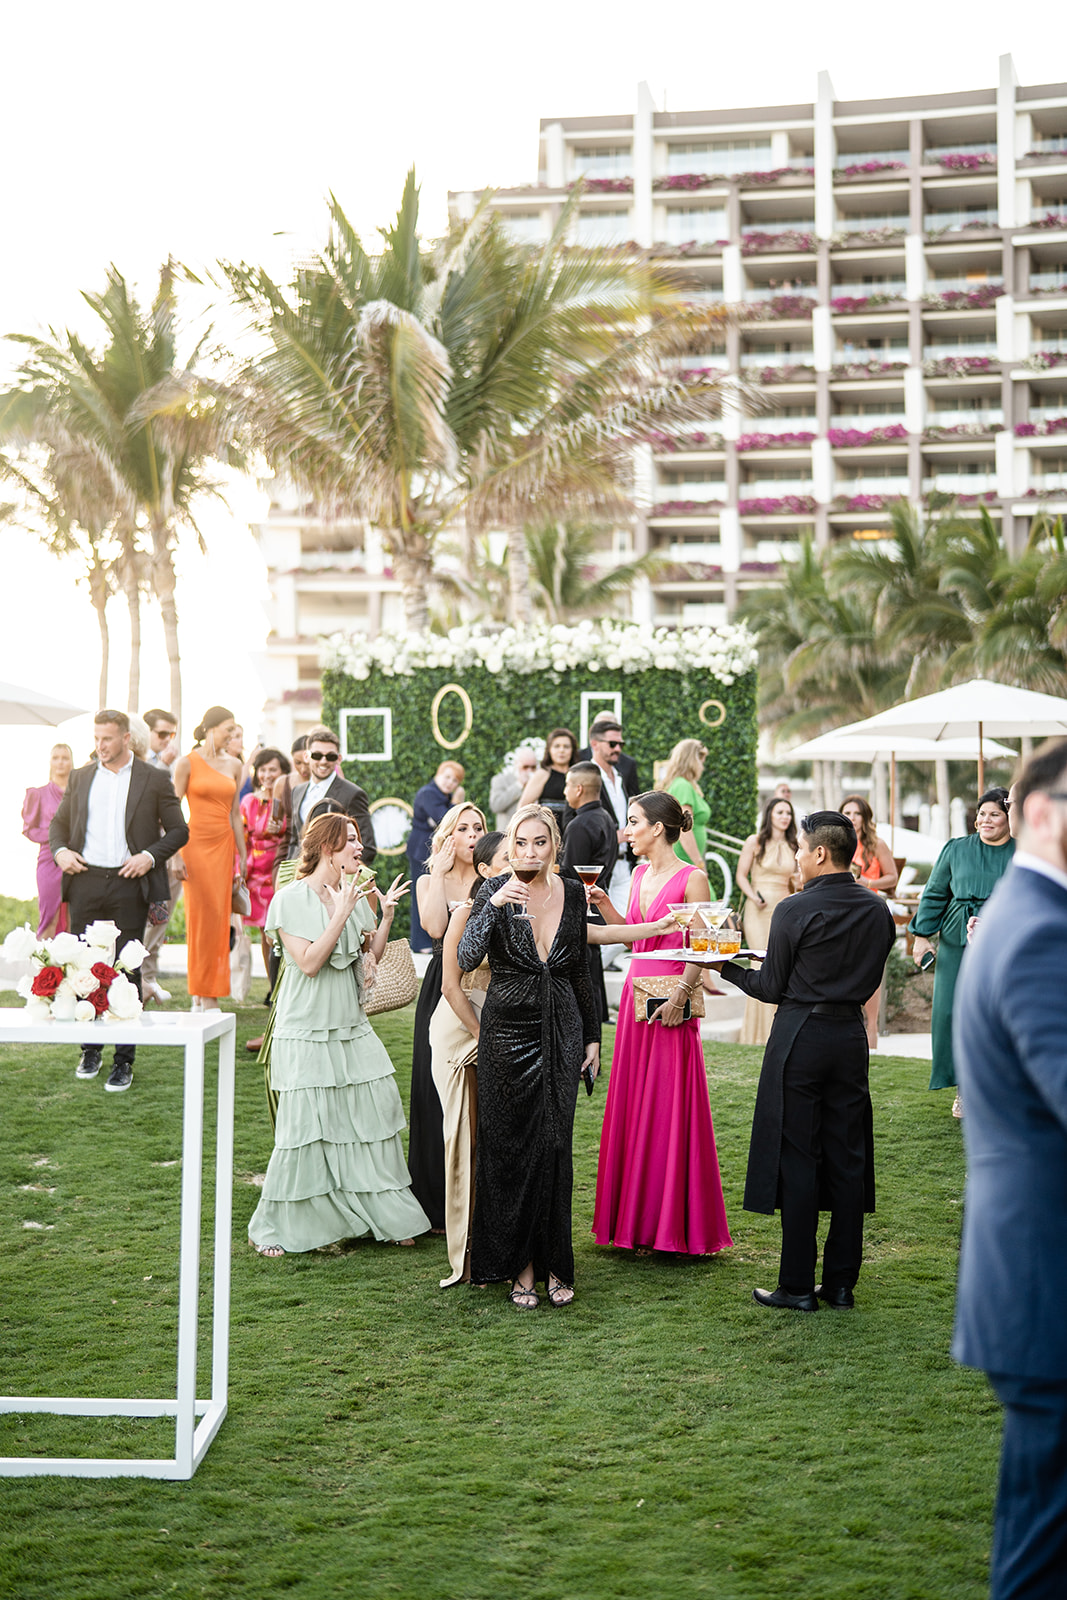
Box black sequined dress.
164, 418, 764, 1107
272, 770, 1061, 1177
457, 875, 600, 1287
407, 936, 446, 1229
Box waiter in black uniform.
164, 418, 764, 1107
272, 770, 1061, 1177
720, 810, 895, 1312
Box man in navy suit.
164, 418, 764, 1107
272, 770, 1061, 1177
953, 738, 1067, 1598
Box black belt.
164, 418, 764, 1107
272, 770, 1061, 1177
83, 864, 129, 878
810, 1002, 863, 1019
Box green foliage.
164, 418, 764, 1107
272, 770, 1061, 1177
0, 984, 997, 1598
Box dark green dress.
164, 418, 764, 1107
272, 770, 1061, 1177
909, 833, 1015, 1091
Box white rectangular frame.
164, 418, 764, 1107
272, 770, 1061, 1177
580, 691, 622, 747
0, 1010, 236, 1480
341, 707, 393, 763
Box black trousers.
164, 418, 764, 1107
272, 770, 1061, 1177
67, 870, 146, 1065
777, 1014, 869, 1296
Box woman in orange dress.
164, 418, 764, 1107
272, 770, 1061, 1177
174, 706, 246, 1009
841, 794, 899, 1048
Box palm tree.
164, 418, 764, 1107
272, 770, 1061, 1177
226, 172, 740, 632
5, 262, 236, 721
523, 515, 664, 623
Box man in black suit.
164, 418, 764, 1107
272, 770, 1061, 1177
287, 724, 377, 865
720, 811, 895, 1312
50, 709, 189, 1092
560, 763, 618, 1023
577, 712, 641, 797
953, 740, 1067, 1597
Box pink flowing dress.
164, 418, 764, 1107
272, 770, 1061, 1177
22, 782, 69, 937
240, 792, 279, 929
592, 862, 733, 1256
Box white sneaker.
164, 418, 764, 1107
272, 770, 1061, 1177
143, 980, 171, 1003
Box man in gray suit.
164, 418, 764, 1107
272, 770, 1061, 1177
953, 738, 1067, 1598
287, 724, 376, 865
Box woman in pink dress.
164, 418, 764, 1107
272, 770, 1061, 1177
240, 747, 290, 975
591, 790, 733, 1258
22, 744, 74, 937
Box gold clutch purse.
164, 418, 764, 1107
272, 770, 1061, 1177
632, 974, 705, 1023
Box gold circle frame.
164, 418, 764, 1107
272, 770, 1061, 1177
431, 683, 474, 749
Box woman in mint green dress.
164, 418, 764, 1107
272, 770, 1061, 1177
659, 739, 711, 868
249, 812, 428, 1256
909, 789, 1014, 1113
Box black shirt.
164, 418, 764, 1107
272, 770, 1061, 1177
723, 871, 896, 1008
560, 801, 617, 893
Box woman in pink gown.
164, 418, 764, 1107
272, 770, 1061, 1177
592, 790, 733, 1257
240, 747, 290, 972
22, 744, 74, 937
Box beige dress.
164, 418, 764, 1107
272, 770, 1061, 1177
428, 968, 487, 1287
739, 839, 796, 1046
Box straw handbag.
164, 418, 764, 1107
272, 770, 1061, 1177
363, 939, 417, 1016
632, 973, 705, 1024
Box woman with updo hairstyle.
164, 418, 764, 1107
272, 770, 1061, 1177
590, 790, 733, 1260
248, 812, 426, 1256
173, 706, 246, 1009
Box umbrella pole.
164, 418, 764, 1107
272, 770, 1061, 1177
890, 754, 897, 833
978, 722, 985, 794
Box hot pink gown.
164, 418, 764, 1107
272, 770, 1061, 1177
592, 863, 733, 1256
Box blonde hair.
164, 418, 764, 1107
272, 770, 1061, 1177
658, 738, 707, 791
504, 803, 561, 862
427, 802, 487, 866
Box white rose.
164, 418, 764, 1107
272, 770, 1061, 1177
3, 924, 40, 962
55, 978, 78, 1001
105, 975, 142, 1021
24, 997, 52, 1020
45, 931, 82, 966
118, 939, 148, 971
67, 941, 98, 971
16, 975, 34, 999
84, 920, 121, 958
75, 1000, 98, 1025
70, 969, 100, 998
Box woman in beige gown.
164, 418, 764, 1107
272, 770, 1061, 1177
735, 798, 798, 1046
428, 831, 511, 1288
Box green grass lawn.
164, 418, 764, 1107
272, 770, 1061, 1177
0, 981, 997, 1600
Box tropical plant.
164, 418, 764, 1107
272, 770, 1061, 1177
225, 171, 741, 631
3, 262, 236, 720
522, 516, 665, 624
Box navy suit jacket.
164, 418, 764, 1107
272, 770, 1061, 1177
953, 861, 1067, 1380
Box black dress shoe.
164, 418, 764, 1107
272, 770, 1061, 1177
815, 1283, 855, 1309
752, 1286, 818, 1313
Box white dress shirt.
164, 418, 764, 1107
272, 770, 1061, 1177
300, 774, 334, 823
595, 759, 627, 856
83, 755, 135, 867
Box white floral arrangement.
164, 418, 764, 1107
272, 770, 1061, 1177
325, 620, 757, 685
3, 920, 147, 1023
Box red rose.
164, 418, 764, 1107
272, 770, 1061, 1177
31, 966, 64, 998
91, 962, 118, 985
88, 985, 110, 1016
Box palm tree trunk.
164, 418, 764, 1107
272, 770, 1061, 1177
506, 524, 532, 628
150, 522, 182, 724
87, 558, 111, 709
392, 545, 431, 634
125, 575, 141, 713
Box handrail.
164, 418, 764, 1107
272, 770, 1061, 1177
706, 826, 745, 852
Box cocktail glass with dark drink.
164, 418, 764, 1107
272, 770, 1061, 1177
576, 866, 601, 920
509, 860, 540, 919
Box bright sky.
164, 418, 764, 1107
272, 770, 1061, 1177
0, 0, 1040, 897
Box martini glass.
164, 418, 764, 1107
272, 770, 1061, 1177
575, 865, 601, 920
509, 860, 540, 919
667, 902, 698, 951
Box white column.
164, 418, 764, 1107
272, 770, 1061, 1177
811, 437, 833, 504
719, 507, 741, 571
630, 574, 654, 623
545, 123, 565, 188
996, 293, 1017, 363
633, 82, 655, 249
904, 365, 926, 433
633, 441, 655, 511
364, 521, 385, 576
905, 233, 925, 300
997, 54, 1018, 229
995, 429, 1017, 499
720, 385, 742, 441
722, 243, 744, 304
814, 70, 837, 240
813, 305, 832, 371
771, 131, 790, 166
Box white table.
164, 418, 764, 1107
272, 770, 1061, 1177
0, 1009, 236, 1480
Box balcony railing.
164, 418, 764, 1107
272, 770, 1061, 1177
1029, 273, 1067, 292
924, 211, 998, 233
924, 341, 999, 359
740, 348, 815, 367
923, 474, 998, 494
927, 410, 1003, 428
837, 214, 909, 232
837, 476, 911, 494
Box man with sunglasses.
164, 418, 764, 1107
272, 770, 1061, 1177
287, 725, 376, 864
953, 740, 1067, 1598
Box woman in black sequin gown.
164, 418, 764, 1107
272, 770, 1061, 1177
458, 804, 600, 1309
408, 802, 486, 1230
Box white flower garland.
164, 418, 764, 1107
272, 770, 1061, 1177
325, 621, 756, 687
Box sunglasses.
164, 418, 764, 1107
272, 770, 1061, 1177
601, 738, 624, 749
309, 750, 339, 764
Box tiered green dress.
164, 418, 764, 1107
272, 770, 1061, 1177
248, 880, 429, 1252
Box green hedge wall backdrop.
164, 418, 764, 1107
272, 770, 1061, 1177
322, 622, 758, 938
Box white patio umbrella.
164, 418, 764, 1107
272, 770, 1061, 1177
0, 679, 86, 726
847, 679, 1067, 790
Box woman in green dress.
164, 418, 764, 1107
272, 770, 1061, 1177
909, 789, 1014, 1117
248, 812, 429, 1257
659, 739, 711, 868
